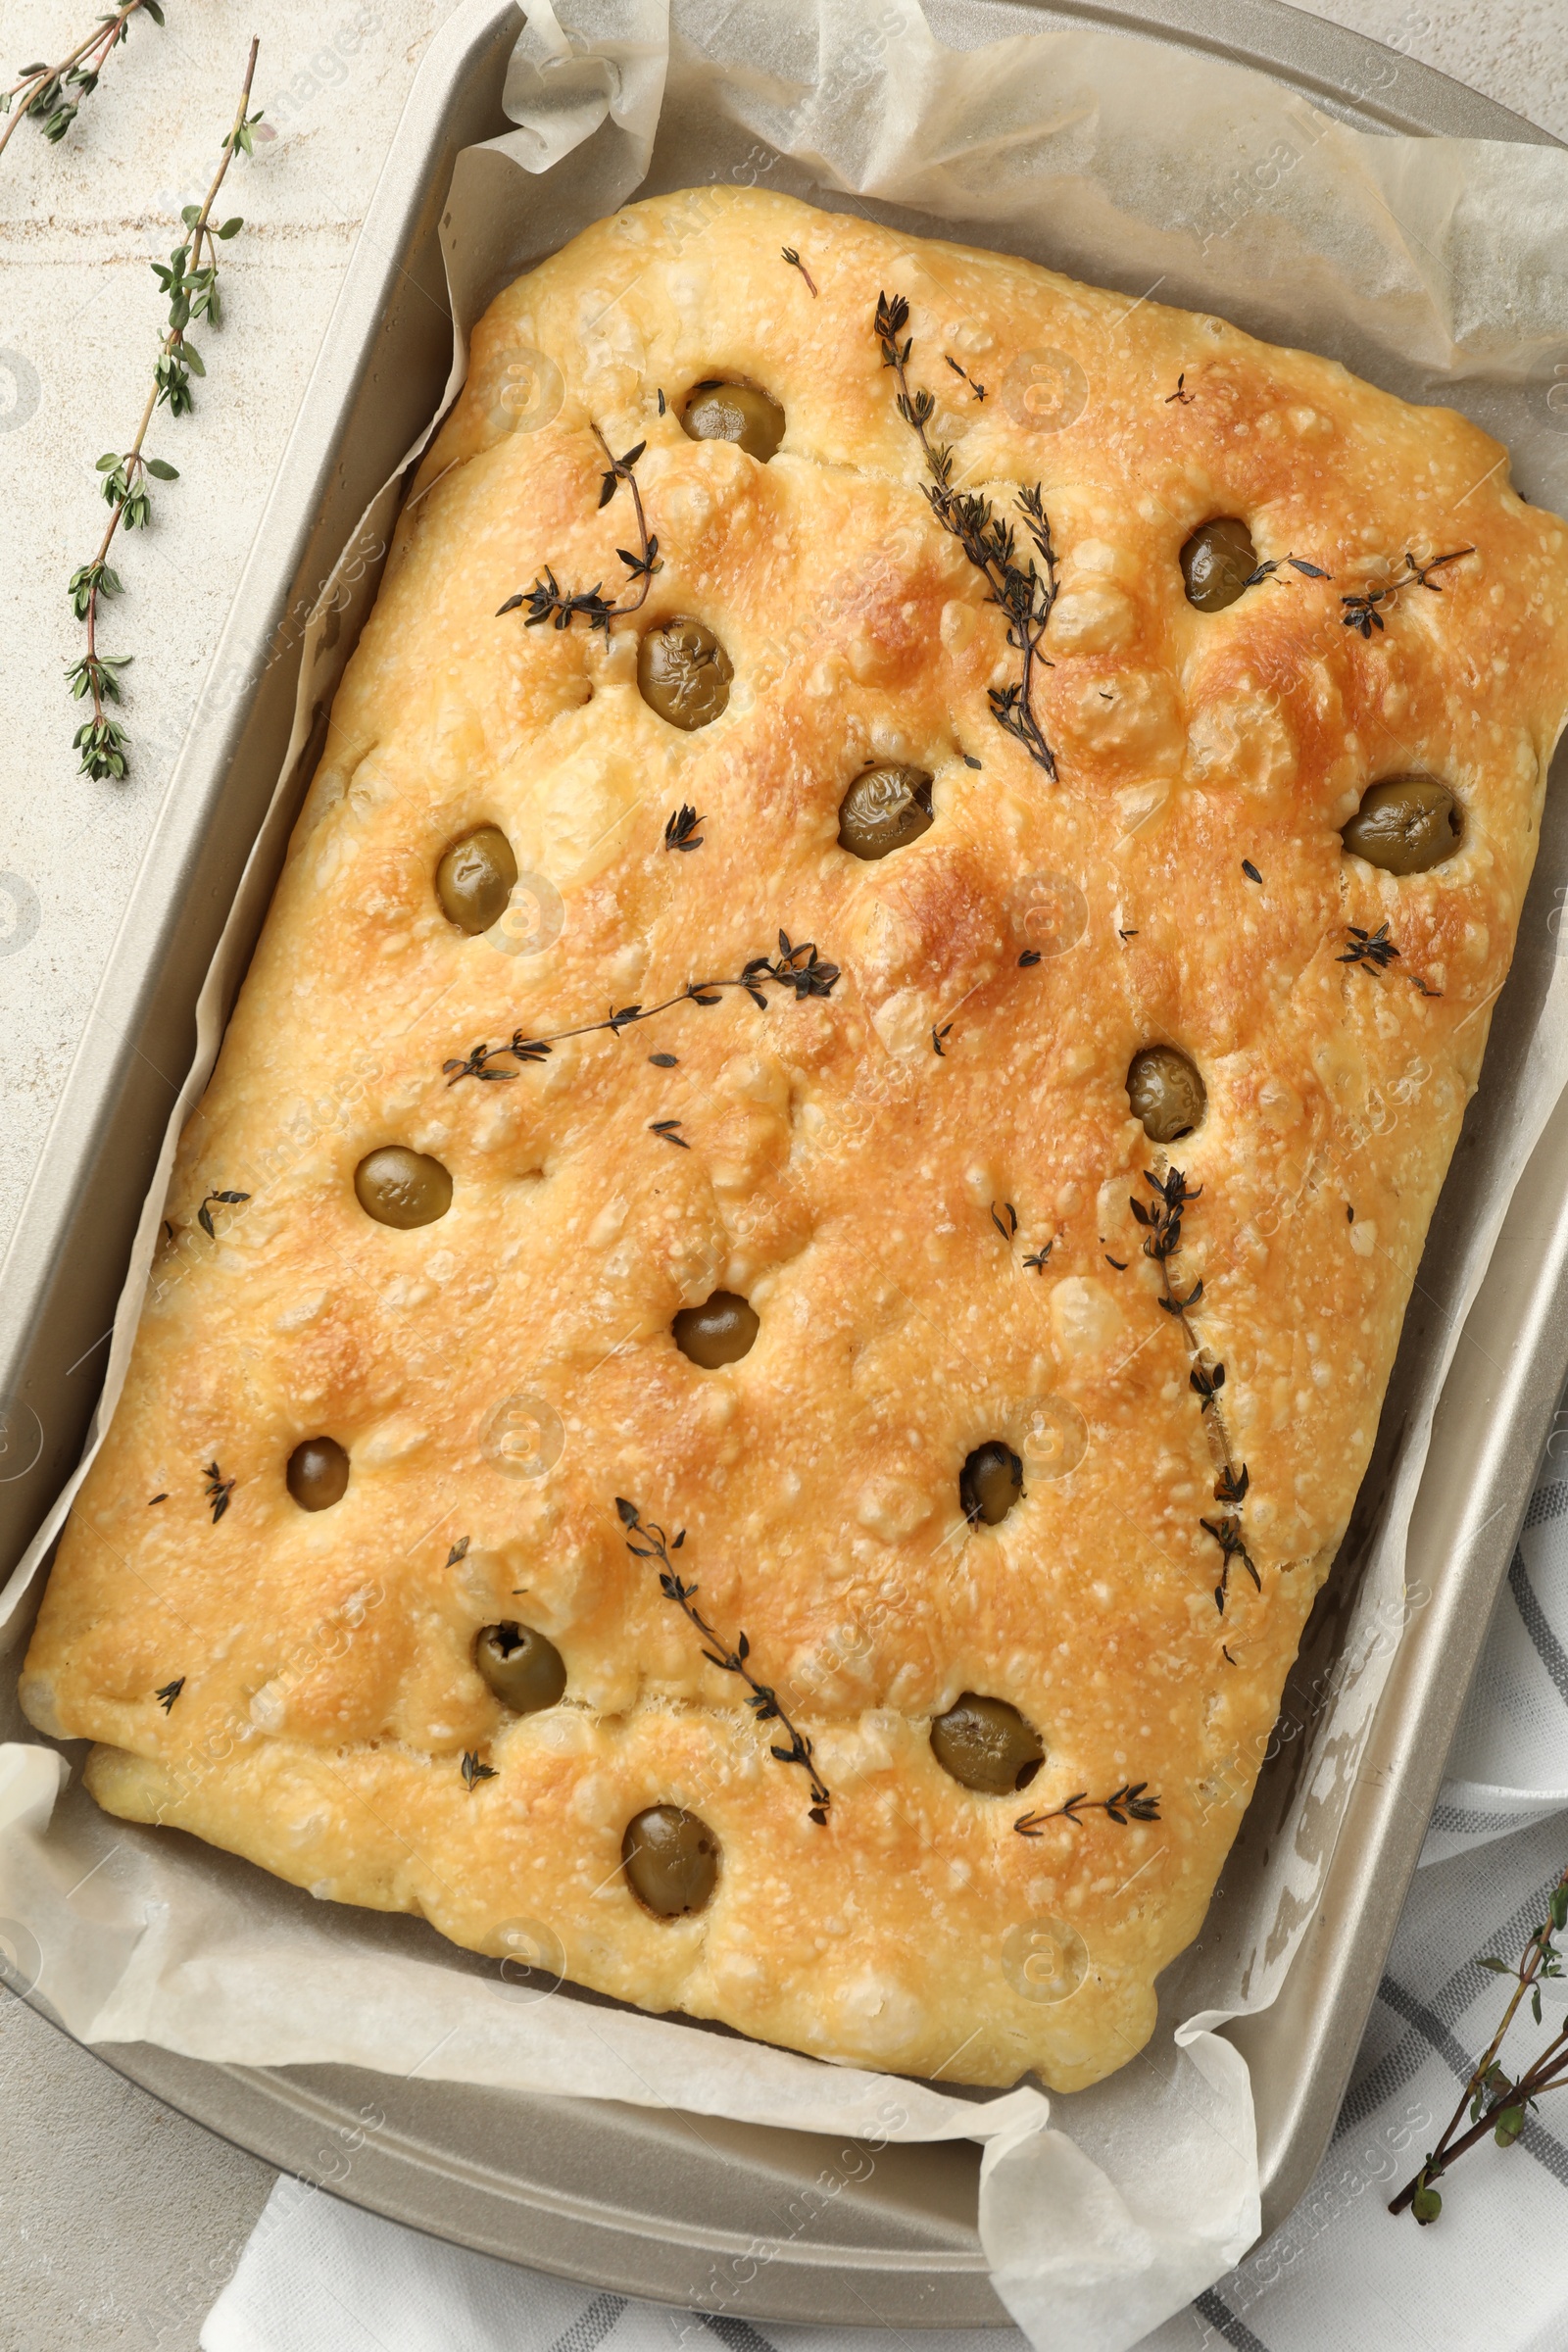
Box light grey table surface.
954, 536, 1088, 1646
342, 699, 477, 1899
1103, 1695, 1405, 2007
1, 2, 1566, 2346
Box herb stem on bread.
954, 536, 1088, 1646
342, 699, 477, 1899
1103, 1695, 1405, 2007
780, 245, 817, 295
1392, 1863, 1568, 2225
874, 292, 1059, 775
1132, 1168, 1258, 1617
1342, 545, 1472, 639
496, 425, 661, 632
1016, 1782, 1160, 1836
0, 0, 165, 162
155, 1676, 184, 1713
616, 1498, 830, 1823
64, 36, 261, 780
443, 931, 840, 1084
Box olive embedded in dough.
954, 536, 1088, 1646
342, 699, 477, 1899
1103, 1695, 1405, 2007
960, 1442, 1023, 1527
286, 1437, 350, 1512
638, 616, 734, 731
680, 380, 785, 463
837, 765, 934, 861
1126, 1047, 1206, 1143
354, 1146, 453, 1230
435, 824, 518, 934
622, 1804, 720, 1917
930, 1693, 1045, 1794
474, 1622, 566, 1715
672, 1291, 760, 1368
1342, 776, 1462, 874
1180, 517, 1257, 612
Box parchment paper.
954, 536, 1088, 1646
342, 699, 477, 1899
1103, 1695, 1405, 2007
5, 5, 1568, 2345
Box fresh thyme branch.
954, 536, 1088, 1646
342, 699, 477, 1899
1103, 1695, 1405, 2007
1131, 1167, 1260, 1618
0, 0, 164, 162
65, 35, 262, 781
616, 1498, 831, 1823
874, 291, 1059, 774
1016, 1783, 1160, 1836
1342, 545, 1473, 640
1392, 1865, 1568, 2223
442, 930, 841, 1084
497, 425, 661, 631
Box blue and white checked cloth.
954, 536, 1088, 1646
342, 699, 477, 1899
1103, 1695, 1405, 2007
202, 1449, 1568, 2352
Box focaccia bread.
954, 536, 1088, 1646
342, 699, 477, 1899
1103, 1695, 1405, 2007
24, 188, 1568, 2091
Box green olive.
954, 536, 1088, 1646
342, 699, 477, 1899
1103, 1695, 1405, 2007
436, 825, 517, 934
1342, 776, 1462, 874
681, 380, 785, 464
286, 1437, 349, 1512
837, 765, 934, 861
475, 1622, 566, 1716
672, 1292, 759, 1369
1180, 517, 1257, 612
638, 617, 733, 731
354, 1147, 453, 1230
622, 1804, 719, 1917
1127, 1048, 1206, 1144
931, 1693, 1045, 1794
960, 1442, 1023, 1528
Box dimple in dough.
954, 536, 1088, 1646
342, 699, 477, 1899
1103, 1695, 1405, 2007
23, 188, 1568, 2090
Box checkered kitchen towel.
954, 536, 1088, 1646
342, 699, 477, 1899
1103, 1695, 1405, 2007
202, 1456, 1568, 2352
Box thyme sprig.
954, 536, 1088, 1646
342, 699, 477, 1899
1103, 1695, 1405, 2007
663, 804, 704, 853
990, 1200, 1054, 1271
944, 355, 986, 402
616, 1497, 830, 1824
197, 1187, 249, 1238
0, 0, 164, 161
1342, 546, 1473, 639
1339, 922, 1443, 997
496, 425, 660, 633
1134, 1168, 1258, 1616
203, 1461, 234, 1524
461, 1750, 497, 1791
1392, 1865, 1568, 2224
1340, 921, 1399, 973
874, 292, 1059, 774
155, 1676, 184, 1713
1016, 1782, 1160, 1836
1165, 373, 1194, 405
65, 37, 261, 780
442, 931, 840, 1084
780, 244, 817, 296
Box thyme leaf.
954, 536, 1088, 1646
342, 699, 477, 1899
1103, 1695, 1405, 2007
461, 1751, 498, 1791
155, 1676, 184, 1713
197, 1187, 250, 1238
617, 1497, 831, 1823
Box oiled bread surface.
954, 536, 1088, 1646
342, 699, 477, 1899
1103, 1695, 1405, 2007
24, 188, 1568, 2090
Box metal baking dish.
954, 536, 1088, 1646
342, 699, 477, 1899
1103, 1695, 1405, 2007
1, 0, 1563, 2325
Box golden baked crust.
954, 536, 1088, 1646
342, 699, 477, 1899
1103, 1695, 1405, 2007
24, 189, 1568, 2090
